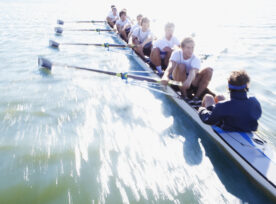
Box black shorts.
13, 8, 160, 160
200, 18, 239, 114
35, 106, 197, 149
143, 42, 152, 57
125, 27, 131, 36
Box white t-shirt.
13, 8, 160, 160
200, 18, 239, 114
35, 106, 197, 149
170, 50, 201, 74
107, 12, 119, 21
130, 24, 140, 33
116, 18, 130, 27
153, 36, 180, 50
131, 27, 152, 43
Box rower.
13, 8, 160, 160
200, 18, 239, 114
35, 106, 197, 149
128, 14, 143, 39
161, 37, 213, 103
198, 70, 262, 132
150, 22, 180, 75
121, 8, 133, 24
106, 6, 119, 28
130, 17, 153, 62
116, 10, 131, 42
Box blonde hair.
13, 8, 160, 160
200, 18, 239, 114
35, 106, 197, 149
181, 37, 195, 48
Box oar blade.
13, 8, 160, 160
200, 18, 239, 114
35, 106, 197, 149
57, 19, 64, 25
55, 27, 63, 34
49, 40, 60, 49
38, 57, 53, 70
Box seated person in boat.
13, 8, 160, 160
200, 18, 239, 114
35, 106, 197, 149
161, 37, 213, 104
116, 10, 131, 42
130, 17, 153, 61
106, 6, 119, 28
198, 70, 262, 132
128, 14, 143, 39
121, 8, 133, 24
150, 22, 180, 75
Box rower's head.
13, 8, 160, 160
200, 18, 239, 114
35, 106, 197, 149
137, 14, 143, 25
165, 22, 175, 40
119, 10, 127, 21
112, 7, 117, 15
228, 70, 250, 92
111, 5, 115, 9
141, 17, 150, 31
181, 37, 195, 58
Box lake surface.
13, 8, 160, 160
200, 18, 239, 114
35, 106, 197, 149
0, 0, 276, 203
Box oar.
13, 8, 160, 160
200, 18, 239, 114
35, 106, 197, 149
49, 40, 135, 49
55, 27, 114, 34
38, 57, 183, 87
57, 19, 106, 25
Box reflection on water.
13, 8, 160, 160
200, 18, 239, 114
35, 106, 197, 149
0, 0, 276, 203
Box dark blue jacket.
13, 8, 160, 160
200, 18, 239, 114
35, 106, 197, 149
199, 91, 262, 132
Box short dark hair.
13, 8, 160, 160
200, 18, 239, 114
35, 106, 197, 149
111, 5, 115, 8
119, 10, 126, 17
228, 70, 250, 92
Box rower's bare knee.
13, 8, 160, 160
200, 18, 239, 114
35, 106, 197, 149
203, 67, 213, 81
150, 48, 160, 60
202, 94, 215, 108
199, 67, 213, 86
173, 64, 186, 81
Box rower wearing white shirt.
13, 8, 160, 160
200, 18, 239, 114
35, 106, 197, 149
128, 14, 143, 39
116, 10, 131, 42
150, 22, 180, 75
106, 6, 119, 28
130, 17, 153, 61
121, 8, 134, 24
161, 37, 213, 103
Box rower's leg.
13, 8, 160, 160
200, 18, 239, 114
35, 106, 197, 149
172, 64, 187, 96
150, 48, 161, 67
108, 20, 115, 28
192, 67, 213, 98
202, 94, 215, 108
134, 45, 145, 59
120, 30, 128, 42
150, 48, 163, 74
163, 49, 173, 69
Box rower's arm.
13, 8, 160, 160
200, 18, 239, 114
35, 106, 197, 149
162, 61, 177, 80
131, 35, 139, 45
198, 104, 223, 125
122, 23, 131, 30
185, 68, 198, 86
116, 24, 122, 33
141, 35, 153, 48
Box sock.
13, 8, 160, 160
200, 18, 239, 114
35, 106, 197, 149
156, 66, 162, 74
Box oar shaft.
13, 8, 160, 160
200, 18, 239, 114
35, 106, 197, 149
74, 20, 106, 23
38, 57, 182, 86
57, 19, 106, 24
49, 40, 130, 48
61, 43, 127, 47
58, 64, 118, 76
62, 28, 112, 31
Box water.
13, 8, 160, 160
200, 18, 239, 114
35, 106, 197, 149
0, 0, 276, 203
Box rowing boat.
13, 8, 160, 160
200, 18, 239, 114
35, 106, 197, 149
41, 19, 276, 199
100, 23, 276, 198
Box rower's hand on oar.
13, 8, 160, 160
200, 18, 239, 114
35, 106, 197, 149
127, 44, 136, 48
182, 80, 191, 90
161, 77, 169, 86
